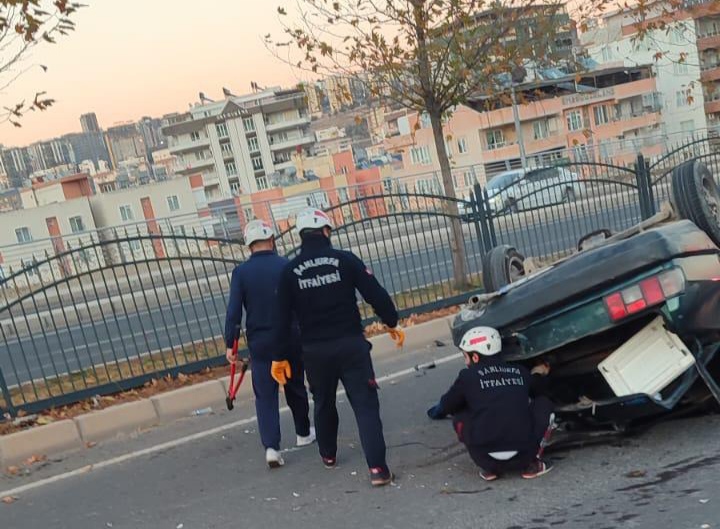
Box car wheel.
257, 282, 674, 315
671, 160, 720, 246
564, 188, 577, 202
482, 245, 526, 292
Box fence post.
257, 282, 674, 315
635, 154, 655, 219
0, 365, 16, 418
473, 183, 494, 254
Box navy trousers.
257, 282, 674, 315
302, 336, 387, 469
453, 396, 554, 473
251, 354, 311, 451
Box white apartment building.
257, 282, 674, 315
162, 87, 315, 201
582, 15, 708, 139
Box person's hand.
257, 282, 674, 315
226, 347, 237, 365
271, 360, 292, 385
426, 403, 446, 420
387, 326, 405, 348
531, 362, 550, 376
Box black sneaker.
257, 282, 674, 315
521, 459, 553, 479
322, 456, 337, 469
369, 466, 394, 487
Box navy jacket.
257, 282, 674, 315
438, 357, 546, 452
224, 250, 299, 361
275, 234, 398, 355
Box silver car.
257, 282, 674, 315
486, 166, 585, 213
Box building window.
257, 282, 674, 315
338, 188, 349, 202
216, 122, 229, 138
119, 205, 134, 222
457, 137, 468, 154
225, 161, 238, 175
533, 120, 549, 140
256, 176, 269, 190
676, 90, 691, 108
674, 62, 690, 75
463, 171, 474, 188
485, 129, 505, 150
167, 195, 180, 212
195, 150, 208, 161
190, 131, 201, 142
593, 105, 610, 126
243, 117, 255, 132
409, 145, 432, 165
243, 207, 254, 221
15, 227, 32, 244
251, 155, 264, 171
680, 120, 695, 133
69, 216, 85, 233
220, 142, 233, 156
600, 45, 614, 63
248, 136, 260, 152
382, 178, 393, 193
230, 182, 241, 196
566, 110, 583, 132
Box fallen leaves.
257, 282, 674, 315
5, 466, 20, 476
24, 454, 47, 467
2, 496, 18, 504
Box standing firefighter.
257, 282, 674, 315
225, 219, 315, 469
427, 326, 555, 481
272, 208, 405, 487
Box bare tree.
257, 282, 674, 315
269, 0, 580, 287
0, 0, 83, 127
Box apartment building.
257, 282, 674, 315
162, 86, 315, 201
105, 123, 147, 167
581, 6, 709, 138
0, 176, 206, 281
384, 65, 664, 192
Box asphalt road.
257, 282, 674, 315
1, 345, 719, 529
0, 199, 645, 388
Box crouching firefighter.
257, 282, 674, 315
427, 326, 555, 481
225, 220, 315, 469
271, 208, 405, 487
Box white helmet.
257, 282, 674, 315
295, 207, 333, 234
243, 219, 275, 246
459, 326, 502, 356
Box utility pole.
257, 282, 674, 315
510, 84, 528, 171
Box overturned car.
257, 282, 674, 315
451, 160, 720, 431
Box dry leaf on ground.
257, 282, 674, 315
2, 496, 18, 504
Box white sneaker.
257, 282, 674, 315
297, 426, 316, 448
265, 448, 284, 469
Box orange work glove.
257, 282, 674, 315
271, 360, 292, 385
387, 326, 405, 348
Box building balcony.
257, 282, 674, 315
269, 134, 315, 152
168, 137, 210, 154
701, 66, 720, 83
525, 135, 566, 152
265, 115, 311, 133
614, 111, 662, 133
698, 33, 720, 51
706, 99, 720, 115
482, 141, 521, 162
176, 158, 215, 175
273, 159, 296, 172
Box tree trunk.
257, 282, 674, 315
429, 109, 468, 289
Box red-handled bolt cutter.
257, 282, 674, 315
226, 338, 249, 411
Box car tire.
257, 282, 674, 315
671, 160, 720, 247
482, 245, 526, 292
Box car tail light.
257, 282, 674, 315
604, 269, 685, 322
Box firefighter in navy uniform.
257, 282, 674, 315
427, 326, 555, 481
271, 208, 405, 487
225, 220, 315, 469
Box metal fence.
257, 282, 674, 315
1, 135, 719, 416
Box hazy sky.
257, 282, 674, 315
0, 1, 301, 147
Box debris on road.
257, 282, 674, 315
191, 407, 213, 417
625, 470, 647, 478
292, 492, 300, 498
2, 496, 18, 504
700, 499, 710, 504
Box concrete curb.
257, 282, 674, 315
0, 314, 457, 467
